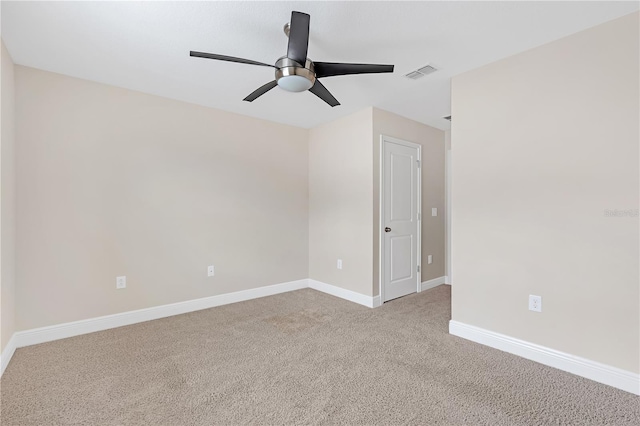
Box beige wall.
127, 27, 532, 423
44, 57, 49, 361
309, 107, 446, 297
15, 66, 309, 330
308, 108, 374, 295
1, 41, 16, 351
451, 12, 639, 372
373, 108, 446, 293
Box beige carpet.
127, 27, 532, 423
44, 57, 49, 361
1, 285, 638, 425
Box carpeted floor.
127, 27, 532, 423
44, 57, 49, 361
1, 285, 638, 425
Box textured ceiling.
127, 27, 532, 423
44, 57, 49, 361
2, 1, 638, 130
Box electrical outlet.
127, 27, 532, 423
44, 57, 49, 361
529, 295, 542, 312
427, 255, 433, 264
208, 265, 215, 277
432, 208, 438, 217
116, 276, 126, 289
337, 259, 343, 270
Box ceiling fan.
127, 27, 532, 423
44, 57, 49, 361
190, 11, 394, 107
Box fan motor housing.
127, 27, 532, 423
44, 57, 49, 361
275, 57, 316, 92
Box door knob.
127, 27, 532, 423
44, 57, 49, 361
385, 227, 391, 232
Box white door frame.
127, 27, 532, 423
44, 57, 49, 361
445, 146, 452, 284
379, 134, 422, 303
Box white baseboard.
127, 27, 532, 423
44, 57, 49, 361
13, 279, 309, 350
372, 295, 381, 308
449, 320, 640, 395
444, 275, 451, 285
309, 279, 379, 308
1, 334, 17, 376
420, 276, 447, 292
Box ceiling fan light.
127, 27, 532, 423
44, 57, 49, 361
277, 75, 313, 92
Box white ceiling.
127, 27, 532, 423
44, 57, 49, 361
2, 1, 638, 130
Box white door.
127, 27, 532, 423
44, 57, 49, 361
381, 136, 421, 302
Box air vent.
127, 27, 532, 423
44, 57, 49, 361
404, 71, 424, 80
404, 64, 438, 80
443, 116, 451, 121
417, 65, 438, 75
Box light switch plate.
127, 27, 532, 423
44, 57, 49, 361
432, 208, 437, 217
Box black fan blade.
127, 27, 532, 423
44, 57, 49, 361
286, 11, 310, 66
243, 80, 278, 102
309, 80, 340, 107
190, 51, 275, 68
314, 62, 394, 78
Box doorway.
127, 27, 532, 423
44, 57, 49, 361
379, 135, 421, 302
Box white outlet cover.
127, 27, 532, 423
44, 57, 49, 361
432, 208, 438, 217
337, 259, 343, 270
427, 255, 433, 264
528, 295, 542, 312
116, 276, 126, 289
208, 265, 215, 277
